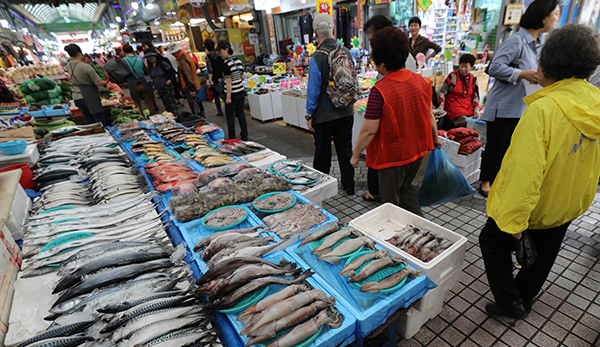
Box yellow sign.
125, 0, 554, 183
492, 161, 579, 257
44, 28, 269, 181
316, 0, 332, 16
177, 0, 189, 6
177, 9, 191, 24
248, 80, 257, 88
258, 75, 268, 83
163, 0, 175, 12
273, 63, 286, 74
159, 19, 171, 31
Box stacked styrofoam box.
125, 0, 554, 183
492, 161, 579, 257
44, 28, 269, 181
454, 147, 483, 185
349, 203, 467, 339
5, 184, 31, 241
300, 167, 338, 205
280, 94, 299, 127
0, 144, 39, 169
248, 92, 275, 121
270, 91, 283, 119
295, 96, 309, 130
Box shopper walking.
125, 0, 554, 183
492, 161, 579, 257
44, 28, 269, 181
122, 44, 156, 116
480, 24, 600, 320
167, 43, 205, 121
408, 17, 442, 61
146, 51, 179, 117
361, 15, 418, 202
217, 40, 248, 140
438, 53, 481, 130
305, 13, 355, 195
478, 0, 560, 196
205, 39, 225, 117
350, 26, 441, 216
64, 44, 108, 126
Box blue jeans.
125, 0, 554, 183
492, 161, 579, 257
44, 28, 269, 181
74, 99, 106, 126
211, 85, 222, 113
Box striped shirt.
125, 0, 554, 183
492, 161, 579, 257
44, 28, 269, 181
224, 57, 244, 95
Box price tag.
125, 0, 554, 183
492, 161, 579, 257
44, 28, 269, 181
273, 63, 286, 74
248, 80, 258, 88
258, 75, 268, 83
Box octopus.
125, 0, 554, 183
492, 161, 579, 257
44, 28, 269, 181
262, 203, 327, 239
254, 192, 295, 211
204, 206, 247, 228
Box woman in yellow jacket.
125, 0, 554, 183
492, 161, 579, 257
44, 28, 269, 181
480, 24, 600, 320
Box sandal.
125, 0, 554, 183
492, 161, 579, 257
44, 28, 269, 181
362, 192, 380, 202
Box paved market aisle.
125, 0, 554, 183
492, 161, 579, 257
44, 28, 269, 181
199, 100, 600, 347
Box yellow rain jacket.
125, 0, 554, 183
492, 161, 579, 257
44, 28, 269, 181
487, 78, 600, 234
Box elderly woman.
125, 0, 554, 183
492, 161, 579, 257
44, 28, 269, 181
438, 54, 480, 130
408, 17, 442, 61
350, 26, 442, 216
64, 44, 108, 125
146, 51, 178, 117
479, 0, 560, 196
480, 24, 600, 320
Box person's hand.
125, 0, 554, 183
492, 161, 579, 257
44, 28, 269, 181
433, 136, 443, 149
520, 69, 539, 84
350, 154, 360, 168
166, 80, 172, 86
208, 80, 213, 86
438, 103, 444, 110
307, 119, 315, 132
512, 232, 522, 240
226, 97, 232, 104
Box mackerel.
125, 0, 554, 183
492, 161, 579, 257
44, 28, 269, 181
25, 336, 94, 347
14, 320, 95, 347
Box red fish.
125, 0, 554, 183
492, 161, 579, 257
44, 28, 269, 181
155, 179, 197, 193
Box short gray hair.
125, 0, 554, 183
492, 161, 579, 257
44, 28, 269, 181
315, 28, 333, 38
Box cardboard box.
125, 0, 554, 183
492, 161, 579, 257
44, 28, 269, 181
0, 127, 35, 142
0, 222, 22, 346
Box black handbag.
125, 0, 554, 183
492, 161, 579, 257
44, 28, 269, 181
515, 231, 537, 268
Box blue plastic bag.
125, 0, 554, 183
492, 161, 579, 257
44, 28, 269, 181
418, 148, 477, 206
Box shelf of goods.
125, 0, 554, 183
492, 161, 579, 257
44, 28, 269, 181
3, 120, 468, 347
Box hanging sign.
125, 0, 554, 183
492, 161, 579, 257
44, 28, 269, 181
267, 14, 277, 55
38, 22, 102, 33
273, 63, 286, 74
177, 9, 191, 24
188, 0, 206, 7
227, 0, 248, 11
163, 0, 175, 12
258, 75, 268, 83
160, 19, 172, 31
23, 35, 33, 46
504, 4, 524, 25
316, 0, 332, 16
249, 33, 259, 45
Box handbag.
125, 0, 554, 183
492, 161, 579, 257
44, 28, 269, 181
515, 231, 537, 268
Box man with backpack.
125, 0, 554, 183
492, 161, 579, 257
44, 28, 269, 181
305, 13, 359, 195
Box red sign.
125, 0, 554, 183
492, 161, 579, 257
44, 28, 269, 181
61, 37, 89, 43
23, 35, 34, 46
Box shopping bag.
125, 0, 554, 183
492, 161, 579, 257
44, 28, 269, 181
515, 231, 537, 268
418, 147, 477, 206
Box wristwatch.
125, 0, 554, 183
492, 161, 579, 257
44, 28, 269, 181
305, 115, 312, 121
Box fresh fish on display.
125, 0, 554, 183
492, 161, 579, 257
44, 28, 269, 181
192, 224, 267, 252
209, 240, 283, 268
199, 230, 269, 260
338, 249, 389, 278
298, 221, 344, 247
284, 171, 320, 185
243, 150, 275, 163
317, 237, 376, 265
238, 284, 310, 321
207, 238, 276, 268
311, 228, 359, 255
262, 203, 327, 239
347, 255, 405, 283
261, 310, 344, 347
12, 320, 96, 347
195, 256, 288, 286
385, 224, 454, 262
359, 266, 424, 293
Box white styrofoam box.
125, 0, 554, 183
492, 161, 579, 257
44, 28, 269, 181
465, 169, 481, 185
301, 176, 338, 205
458, 157, 482, 178
453, 147, 483, 167
0, 222, 22, 346
245, 150, 287, 170
440, 136, 460, 164
270, 92, 283, 119
395, 266, 463, 339
280, 95, 299, 126
349, 203, 468, 285
466, 117, 487, 146
0, 144, 39, 169
248, 92, 275, 121
295, 96, 309, 130
5, 184, 31, 241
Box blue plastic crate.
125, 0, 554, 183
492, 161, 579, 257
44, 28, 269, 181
221, 250, 357, 347
43, 104, 70, 116
285, 240, 436, 338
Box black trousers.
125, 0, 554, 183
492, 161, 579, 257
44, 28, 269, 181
225, 92, 248, 141
479, 218, 569, 306
185, 87, 205, 120
313, 116, 355, 190
378, 159, 423, 216
367, 167, 379, 196
480, 117, 520, 183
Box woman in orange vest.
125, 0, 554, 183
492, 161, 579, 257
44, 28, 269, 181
351, 26, 442, 216
166, 43, 205, 121
438, 54, 481, 130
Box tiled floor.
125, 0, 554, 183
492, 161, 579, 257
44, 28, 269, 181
315, 160, 600, 347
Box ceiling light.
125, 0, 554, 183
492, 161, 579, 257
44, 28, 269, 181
116, 16, 121, 22
131, 2, 139, 10
132, 11, 137, 16
219, 16, 225, 22
23, 28, 28, 33
0, 20, 8, 28
154, 20, 159, 25
147, 3, 154, 9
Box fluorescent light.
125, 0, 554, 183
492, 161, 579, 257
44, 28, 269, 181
131, 1, 139, 9
116, 16, 121, 22
0, 20, 7, 28
266, 7, 271, 14
23, 28, 28, 33
147, 3, 154, 9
